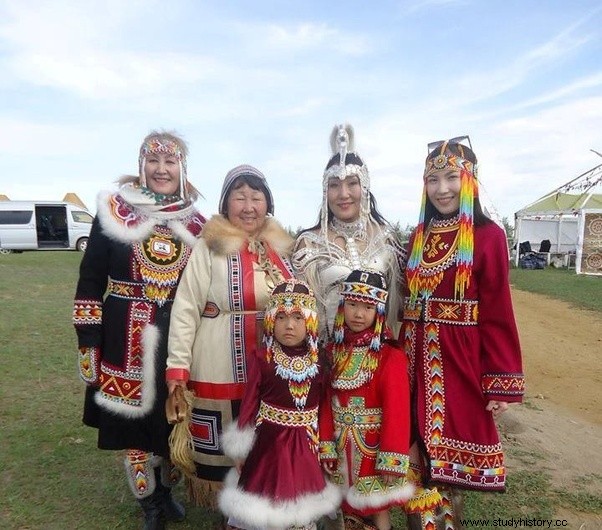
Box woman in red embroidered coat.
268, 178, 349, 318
166, 165, 295, 511
218, 280, 341, 529
73, 130, 205, 529
319, 270, 413, 530
402, 137, 524, 529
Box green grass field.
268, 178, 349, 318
510, 266, 602, 312
1, 252, 600, 529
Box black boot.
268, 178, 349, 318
156, 481, 186, 523
138, 490, 167, 530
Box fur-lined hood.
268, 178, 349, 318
202, 214, 293, 257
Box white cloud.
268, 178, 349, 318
448, 25, 595, 106
405, 0, 469, 14
263, 22, 372, 56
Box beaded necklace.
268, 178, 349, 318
330, 217, 367, 269
273, 342, 319, 409
139, 185, 181, 205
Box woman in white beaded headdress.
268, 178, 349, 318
292, 123, 406, 341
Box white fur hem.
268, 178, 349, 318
218, 468, 342, 527
95, 324, 159, 418
220, 422, 256, 460
346, 481, 414, 510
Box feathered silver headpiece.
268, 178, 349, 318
321, 123, 371, 233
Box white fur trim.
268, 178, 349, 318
168, 218, 201, 248
95, 324, 159, 418
96, 191, 157, 244
220, 422, 256, 460
202, 215, 293, 257
346, 481, 414, 510
219, 468, 342, 528
96, 190, 200, 245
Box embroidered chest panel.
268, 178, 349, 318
332, 346, 373, 390
420, 221, 459, 275
132, 226, 191, 305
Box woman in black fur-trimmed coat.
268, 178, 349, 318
73, 130, 205, 529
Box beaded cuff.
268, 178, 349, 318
481, 373, 525, 397
318, 440, 338, 460
78, 345, 101, 385
376, 451, 409, 475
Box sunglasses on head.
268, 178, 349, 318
427, 135, 472, 154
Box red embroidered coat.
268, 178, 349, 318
402, 218, 524, 491
319, 330, 412, 517
73, 191, 205, 456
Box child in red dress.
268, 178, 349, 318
219, 279, 341, 530
319, 269, 413, 530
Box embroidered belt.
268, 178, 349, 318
201, 301, 264, 320
404, 297, 478, 325
258, 401, 318, 427
107, 278, 177, 302
333, 405, 382, 429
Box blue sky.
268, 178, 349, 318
1, 0, 601, 229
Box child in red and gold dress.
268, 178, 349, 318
319, 269, 413, 530
218, 279, 341, 530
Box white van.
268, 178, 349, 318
0, 201, 93, 254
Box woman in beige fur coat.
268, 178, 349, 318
166, 164, 294, 512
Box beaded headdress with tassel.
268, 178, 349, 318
263, 279, 319, 408
406, 136, 478, 306
333, 269, 389, 381
138, 131, 190, 204
321, 123, 371, 238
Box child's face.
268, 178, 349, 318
344, 300, 377, 332
425, 168, 461, 215
273, 311, 306, 347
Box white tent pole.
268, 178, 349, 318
514, 215, 521, 267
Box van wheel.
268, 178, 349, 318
0, 248, 12, 255
76, 238, 89, 252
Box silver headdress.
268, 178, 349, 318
321, 123, 371, 238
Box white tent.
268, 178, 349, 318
514, 159, 602, 267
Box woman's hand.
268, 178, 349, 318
167, 379, 186, 395
322, 461, 336, 476
380, 472, 397, 486
486, 400, 509, 418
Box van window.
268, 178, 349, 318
0, 211, 33, 224
71, 211, 94, 223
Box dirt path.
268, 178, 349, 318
498, 289, 602, 528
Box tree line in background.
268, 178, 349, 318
288, 217, 515, 249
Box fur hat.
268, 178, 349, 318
218, 164, 274, 216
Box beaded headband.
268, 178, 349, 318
407, 136, 478, 304
334, 269, 389, 355
423, 137, 476, 180
138, 136, 189, 201
263, 279, 319, 362
340, 280, 388, 306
